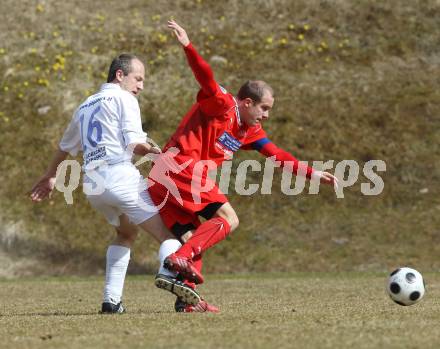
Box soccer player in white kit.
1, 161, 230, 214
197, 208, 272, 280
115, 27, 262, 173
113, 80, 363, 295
30, 54, 200, 313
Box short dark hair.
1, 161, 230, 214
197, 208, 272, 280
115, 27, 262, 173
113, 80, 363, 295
237, 80, 274, 102
107, 53, 138, 83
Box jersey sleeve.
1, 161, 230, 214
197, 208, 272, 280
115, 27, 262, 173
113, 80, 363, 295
198, 87, 236, 117
59, 111, 82, 156
183, 43, 235, 118
241, 124, 268, 148
184, 43, 218, 97
245, 130, 315, 179
120, 93, 147, 148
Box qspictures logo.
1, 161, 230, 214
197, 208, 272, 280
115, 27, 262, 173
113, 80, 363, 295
53, 139, 386, 211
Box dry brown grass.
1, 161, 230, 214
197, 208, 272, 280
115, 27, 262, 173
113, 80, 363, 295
1, 273, 440, 349
0, 0, 439, 275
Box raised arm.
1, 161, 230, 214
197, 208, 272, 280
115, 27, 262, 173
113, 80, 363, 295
167, 20, 218, 97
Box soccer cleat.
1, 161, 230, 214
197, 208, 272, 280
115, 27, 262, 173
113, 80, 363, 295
175, 297, 220, 313
163, 253, 204, 284
154, 274, 201, 305
100, 301, 125, 314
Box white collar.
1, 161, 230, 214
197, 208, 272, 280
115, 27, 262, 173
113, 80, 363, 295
100, 83, 121, 91
233, 96, 242, 126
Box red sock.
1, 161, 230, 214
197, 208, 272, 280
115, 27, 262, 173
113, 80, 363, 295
176, 217, 231, 259
183, 255, 203, 290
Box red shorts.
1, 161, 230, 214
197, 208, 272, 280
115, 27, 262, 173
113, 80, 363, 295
147, 166, 227, 234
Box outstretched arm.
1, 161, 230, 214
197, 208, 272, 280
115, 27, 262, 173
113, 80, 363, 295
131, 143, 162, 156
167, 20, 218, 97
30, 148, 69, 202
252, 138, 339, 187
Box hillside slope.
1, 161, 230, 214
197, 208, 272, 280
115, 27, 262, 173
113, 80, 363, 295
0, 0, 439, 275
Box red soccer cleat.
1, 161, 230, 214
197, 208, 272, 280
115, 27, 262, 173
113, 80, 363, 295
175, 298, 220, 313
163, 253, 204, 284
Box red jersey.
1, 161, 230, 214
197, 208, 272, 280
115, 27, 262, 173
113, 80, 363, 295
162, 43, 313, 178
163, 45, 265, 166
148, 42, 314, 231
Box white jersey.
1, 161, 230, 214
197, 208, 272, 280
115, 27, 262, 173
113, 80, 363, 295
59, 83, 147, 168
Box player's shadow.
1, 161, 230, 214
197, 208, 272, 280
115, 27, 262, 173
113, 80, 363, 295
0, 311, 100, 317
0, 309, 174, 317
0, 232, 152, 275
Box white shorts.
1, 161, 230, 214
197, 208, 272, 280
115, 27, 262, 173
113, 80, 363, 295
84, 162, 158, 226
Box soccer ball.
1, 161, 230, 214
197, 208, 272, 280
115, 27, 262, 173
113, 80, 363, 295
387, 267, 425, 306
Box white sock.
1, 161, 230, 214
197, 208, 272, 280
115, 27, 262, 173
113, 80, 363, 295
103, 245, 130, 304
157, 239, 182, 277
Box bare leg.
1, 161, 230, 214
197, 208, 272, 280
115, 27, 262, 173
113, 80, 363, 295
112, 214, 138, 247
138, 214, 175, 243
213, 202, 239, 232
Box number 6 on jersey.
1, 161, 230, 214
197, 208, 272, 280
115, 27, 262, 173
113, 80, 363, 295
80, 106, 103, 152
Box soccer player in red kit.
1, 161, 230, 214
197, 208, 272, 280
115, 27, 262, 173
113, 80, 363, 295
149, 20, 338, 313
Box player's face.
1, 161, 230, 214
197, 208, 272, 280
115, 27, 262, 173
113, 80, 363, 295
119, 59, 145, 97
242, 90, 274, 126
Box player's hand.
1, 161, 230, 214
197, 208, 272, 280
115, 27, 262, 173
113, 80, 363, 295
311, 170, 339, 190
148, 146, 162, 154
30, 175, 56, 202
167, 20, 190, 47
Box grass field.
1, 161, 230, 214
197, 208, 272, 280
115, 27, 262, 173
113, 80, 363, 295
1, 273, 439, 349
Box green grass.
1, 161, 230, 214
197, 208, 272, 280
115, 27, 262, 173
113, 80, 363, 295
1, 273, 439, 349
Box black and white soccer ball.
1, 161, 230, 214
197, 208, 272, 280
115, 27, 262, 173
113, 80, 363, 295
387, 267, 425, 306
